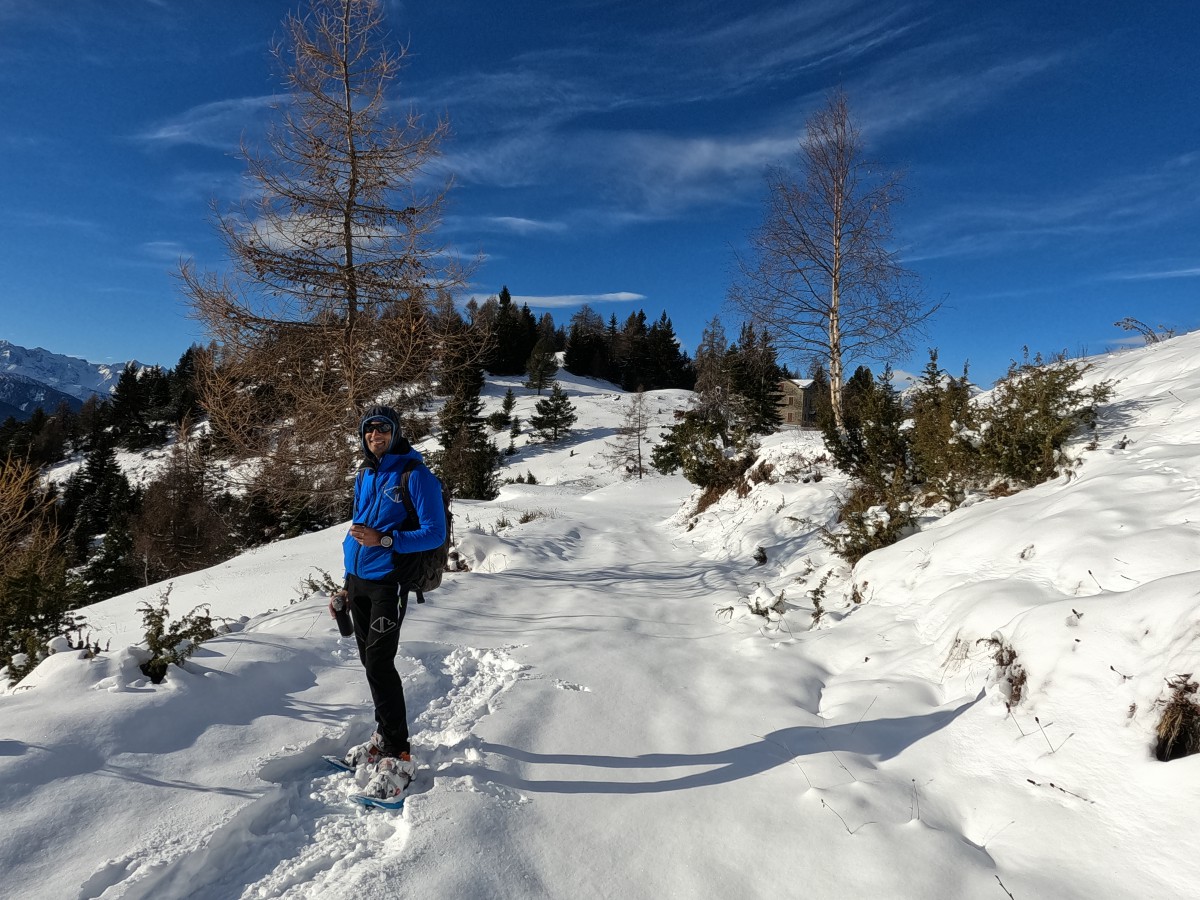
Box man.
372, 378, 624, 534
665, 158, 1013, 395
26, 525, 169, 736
330, 404, 446, 801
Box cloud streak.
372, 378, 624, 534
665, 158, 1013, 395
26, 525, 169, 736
906, 154, 1200, 263
135, 95, 276, 150
469, 292, 645, 309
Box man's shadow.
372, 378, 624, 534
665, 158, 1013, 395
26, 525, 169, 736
440, 691, 982, 795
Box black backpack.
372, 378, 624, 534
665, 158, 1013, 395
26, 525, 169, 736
396, 459, 452, 603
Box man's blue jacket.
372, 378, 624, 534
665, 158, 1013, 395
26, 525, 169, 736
342, 406, 446, 585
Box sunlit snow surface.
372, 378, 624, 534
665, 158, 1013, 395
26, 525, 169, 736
3, 343, 1200, 899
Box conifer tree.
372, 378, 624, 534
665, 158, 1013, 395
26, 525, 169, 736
430, 367, 500, 500
82, 515, 142, 601
179, 0, 471, 519
727, 322, 785, 434
601, 390, 652, 479
529, 382, 578, 443
62, 441, 139, 565
536, 312, 562, 350
643, 312, 694, 390
110, 363, 152, 450
131, 421, 238, 582
525, 338, 559, 394
0, 456, 82, 682
563, 306, 608, 378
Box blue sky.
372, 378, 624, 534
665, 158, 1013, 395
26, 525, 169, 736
1, 0, 1197, 387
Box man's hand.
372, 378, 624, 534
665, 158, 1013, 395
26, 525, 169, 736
329, 588, 347, 619
348, 523, 385, 546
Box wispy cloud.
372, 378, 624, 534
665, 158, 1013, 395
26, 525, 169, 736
470, 292, 645, 309
446, 215, 568, 236
3, 210, 99, 232
424, 2, 1083, 236
139, 240, 189, 262
906, 154, 1200, 263
135, 95, 276, 150
1107, 266, 1200, 281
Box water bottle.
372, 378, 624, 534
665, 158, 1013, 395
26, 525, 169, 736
331, 592, 354, 637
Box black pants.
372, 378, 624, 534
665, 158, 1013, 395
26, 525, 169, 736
345, 574, 410, 755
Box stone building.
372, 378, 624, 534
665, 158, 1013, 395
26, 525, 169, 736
777, 377, 817, 427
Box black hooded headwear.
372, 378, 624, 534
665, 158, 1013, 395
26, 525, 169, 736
359, 405, 411, 464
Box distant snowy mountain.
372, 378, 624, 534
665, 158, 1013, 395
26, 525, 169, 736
0, 339, 136, 419
0, 372, 83, 420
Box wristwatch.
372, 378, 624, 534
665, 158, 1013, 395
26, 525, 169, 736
380, 534, 393, 549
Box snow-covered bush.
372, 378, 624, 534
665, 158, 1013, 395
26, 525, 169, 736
975, 350, 1113, 488
137, 586, 217, 684
820, 350, 1113, 566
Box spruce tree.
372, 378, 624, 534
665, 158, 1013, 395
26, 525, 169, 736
62, 441, 139, 565
431, 367, 500, 500
525, 338, 559, 394
131, 422, 238, 582
0, 456, 83, 682
727, 322, 785, 434
529, 382, 578, 443
563, 306, 608, 377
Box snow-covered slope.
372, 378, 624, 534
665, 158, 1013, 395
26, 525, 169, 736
0, 338, 134, 403
3, 345, 1200, 900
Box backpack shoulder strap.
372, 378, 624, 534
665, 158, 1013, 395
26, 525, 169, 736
398, 458, 420, 527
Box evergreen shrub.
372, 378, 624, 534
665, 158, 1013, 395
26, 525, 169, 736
137, 586, 217, 684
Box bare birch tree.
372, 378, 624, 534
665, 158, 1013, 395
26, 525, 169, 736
730, 90, 935, 429
180, 0, 476, 518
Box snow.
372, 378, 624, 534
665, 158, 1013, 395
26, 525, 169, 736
0, 339, 133, 402
3, 344, 1200, 899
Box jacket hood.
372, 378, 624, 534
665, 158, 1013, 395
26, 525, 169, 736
359, 405, 411, 464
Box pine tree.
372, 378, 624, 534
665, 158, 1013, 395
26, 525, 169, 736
110, 363, 151, 450
82, 514, 142, 602
536, 312, 561, 350
62, 441, 139, 565
727, 322, 785, 434
643, 312, 694, 390
563, 306, 608, 378
131, 421, 238, 582
525, 338, 559, 394
528, 382, 578, 443
431, 368, 500, 500
0, 456, 83, 682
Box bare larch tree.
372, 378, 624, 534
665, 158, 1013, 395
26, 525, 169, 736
181, 0, 474, 518
601, 390, 653, 479
730, 90, 935, 429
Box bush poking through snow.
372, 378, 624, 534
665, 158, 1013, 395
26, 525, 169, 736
979, 636, 1027, 710
808, 571, 831, 625
138, 585, 217, 684
297, 567, 340, 603
1154, 675, 1200, 762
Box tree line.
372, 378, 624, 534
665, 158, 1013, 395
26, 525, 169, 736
2, 0, 942, 684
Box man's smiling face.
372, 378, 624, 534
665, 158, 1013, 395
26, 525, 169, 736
364, 419, 393, 456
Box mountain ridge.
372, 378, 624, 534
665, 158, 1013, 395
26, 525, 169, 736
0, 339, 136, 420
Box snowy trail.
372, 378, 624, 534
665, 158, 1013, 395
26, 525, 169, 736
9, 349, 1200, 899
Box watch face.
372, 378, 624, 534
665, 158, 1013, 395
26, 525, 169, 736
381, 535, 393, 548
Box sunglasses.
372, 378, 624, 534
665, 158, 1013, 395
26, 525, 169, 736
363, 421, 393, 434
